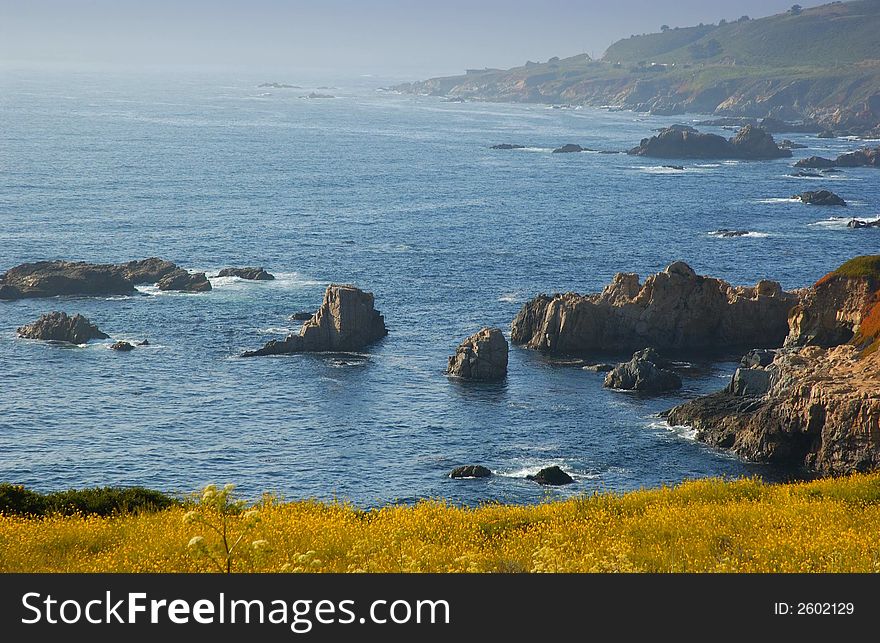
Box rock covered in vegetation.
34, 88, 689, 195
527, 466, 574, 486
16, 312, 109, 344
628, 125, 791, 159
217, 267, 275, 281
667, 256, 880, 474
156, 269, 212, 292
604, 348, 682, 393
446, 327, 508, 381
243, 284, 388, 356
794, 190, 846, 206
0, 258, 192, 300
511, 262, 798, 356
449, 465, 492, 479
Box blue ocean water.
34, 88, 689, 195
1, 68, 878, 505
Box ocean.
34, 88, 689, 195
2, 68, 878, 505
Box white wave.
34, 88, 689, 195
648, 420, 697, 441
520, 146, 553, 153
809, 215, 880, 229
708, 230, 770, 239
497, 291, 524, 303
722, 160, 740, 165
257, 327, 292, 335
754, 197, 799, 204
694, 163, 721, 168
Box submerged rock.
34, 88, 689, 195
290, 311, 314, 321
156, 269, 212, 292
17, 312, 109, 344
604, 348, 681, 393
628, 125, 790, 160
491, 144, 525, 150
848, 219, 880, 229
111, 341, 135, 352
779, 139, 808, 150
511, 262, 797, 356
217, 267, 275, 281
794, 190, 846, 206
527, 466, 574, 486
711, 229, 751, 237
446, 327, 508, 381
552, 144, 590, 153
449, 465, 492, 479
243, 284, 388, 356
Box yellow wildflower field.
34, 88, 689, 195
2, 475, 880, 573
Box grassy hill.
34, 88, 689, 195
605, 1, 880, 66
396, 1, 880, 136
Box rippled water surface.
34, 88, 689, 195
2, 69, 879, 504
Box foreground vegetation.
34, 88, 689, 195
2, 476, 880, 572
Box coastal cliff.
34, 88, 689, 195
667, 256, 880, 474
395, 1, 880, 137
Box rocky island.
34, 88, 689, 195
629, 125, 790, 160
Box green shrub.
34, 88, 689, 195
0, 484, 178, 516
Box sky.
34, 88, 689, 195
0, 0, 828, 77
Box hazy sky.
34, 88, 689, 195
0, 0, 827, 77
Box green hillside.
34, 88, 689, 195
604, 1, 880, 66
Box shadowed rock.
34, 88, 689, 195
794, 190, 846, 206
446, 327, 508, 381
111, 341, 135, 352
491, 144, 525, 150
217, 267, 275, 281
527, 466, 574, 486
17, 312, 109, 344
156, 269, 212, 292
243, 284, 387, 356
628, 125, 790, 159
450, 465, 492, 479
604, 348, 681, 393
552, 144, 590, 153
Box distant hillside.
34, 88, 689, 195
395, 0, 880, 136
605, 1, 880, 66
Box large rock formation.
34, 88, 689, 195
156, 269, 212, 293
666, 255, 880, 474
628, 125, 791, 160
242, 284, 388, 356
794, 148, 880, 169
527, 466, 574, 486
217, 267, 275, 281
794, 190, 846, 206
16, 312, 109, 344
604, 348, 682, 393
511, 262, 798, 356
446, 328, 509, 381
0, 258, 199, 300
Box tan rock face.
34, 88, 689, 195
446, 328, 508, 381
242, 284, 387, 356
785, 273, 878, 348
511, 262, 797, 355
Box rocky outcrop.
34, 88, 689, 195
446, 328, 508, 381
848, 219, 880, 229
156, 269, 212, 293
794, 148, 880, 169
511, 262, 798, 356
628, 125, 791, 160
17, 312, 109, 344
741, 348, 776, 368
552, 144, 590, 153
449, 465, 492, 479
603, 348, 681, 393
290, 311, 314, 321
111, 341, 135, 352
527, 466, 574, 486
794, 156, 836, 169
794, 190, 846, 206
0, 258, 197, 300
217, 267, 275, 281
666, 255, 880, 474
243, 284, 388, 356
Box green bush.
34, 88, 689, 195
0, 484, 178, 517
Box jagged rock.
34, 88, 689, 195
491, 144, 525, 150
794, 156, 836, 168
511, 262, 798, 356
243, 284, 388, 356
111, 341, 135, 352
835, 148, 880, 167
728, 367, 771, 397
741, 348, 776, 368
0, 258, 190, 300
16, 312, 109, 344
449, 465, 492, 479
604, 349, 681, 393
628, 125, 790, 159
446, 327, 508, 381
156, 269, 212, 292
527, 466, 574, 486
667, 256, 880, 474
794, 190, 846, 206
552, 144, 589, 153
848, 219, 880, 229
217, 267, 275, 281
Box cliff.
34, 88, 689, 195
667, 255, 880, 474
395, 1, 880, 136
